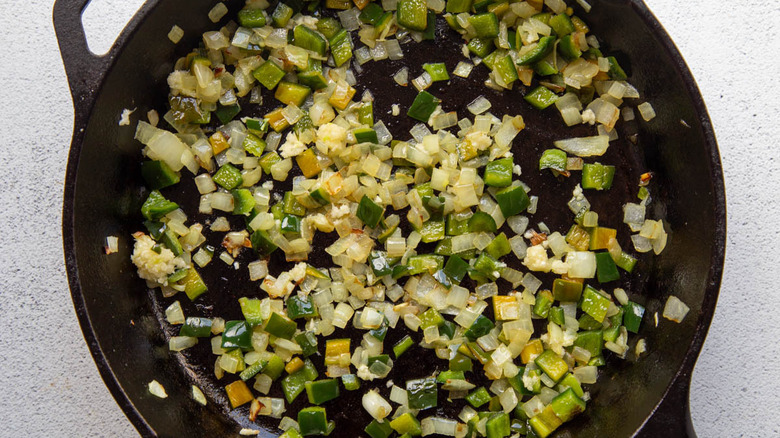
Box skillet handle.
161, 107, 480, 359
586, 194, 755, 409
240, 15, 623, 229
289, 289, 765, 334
636, 369, 697, 438
52, 0, 114, 105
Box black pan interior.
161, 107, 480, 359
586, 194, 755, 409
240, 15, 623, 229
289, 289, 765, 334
62, 0, 724, 436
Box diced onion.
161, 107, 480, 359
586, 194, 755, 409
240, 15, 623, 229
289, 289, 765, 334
148, 380, 168, 398
362, 390, 391, 420
663, 295, 690, 323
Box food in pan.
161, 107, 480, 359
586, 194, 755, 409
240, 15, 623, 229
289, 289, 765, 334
128, 0, 683, 436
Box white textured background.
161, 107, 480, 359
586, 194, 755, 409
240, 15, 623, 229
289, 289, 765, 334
0, 0, 778, 436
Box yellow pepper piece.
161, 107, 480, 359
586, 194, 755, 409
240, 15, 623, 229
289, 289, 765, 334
225, 380, 254, 408
493, 296, 521, 321
285, 356, 304, 374
209, 131, 230, 155
295, 148, 322, 178
589, 227, 617, 250
521, 338, 544, 364
328, 82, 356, 110
264, 107, 290, 133
325, 338, 351, 367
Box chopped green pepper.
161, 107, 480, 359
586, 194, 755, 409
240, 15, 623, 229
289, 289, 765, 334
443, 255, 470, 283
179, 317, 212, 337
407, 91, 440, 122
141, 161, 180, 190
484, 157, 514, 187
305, 379, 340, 405
539, 149, 567, 172
535, 349, 569, 383
287, 295, 319, 320
357, 195, 384, 228
495, 183, 530, 217
574, 330, 603, 358
559, 34, 582, 60
213, 164, 243, 190
486, 412, 510, 438
595, 251, 620, 283
293, 25, 327, 56
298, 406, 332, 436
239, 359, 268, 381
550, 388, 586, 422
466, 386, 491, 408
582, 163, 616, 190
141, 190, 178, 221
253, 60, 286, 90
396, 0, 427, 31
580, 286, 611, 323
237, 8, 267, 27
365, 419, 393, 438
423, 63, 450, 82
525, 86, 559, 110
242, 133, 267, 157
468, 211, 497, 233
215, 103, 241, 124
623, 301, 645, 333
390, 413, 422, 436
464, 314, 495, 341
552, 278, 583, 302
469, 13, 499, 38
328, 29, 353, 67
393, 334, 414, 358
221, 320, 252, 350
265, 312, 297, 339
516, 36, 555, 65
250, 230, 278, 255
182, 268, 208, 300
406, 377, 437, 410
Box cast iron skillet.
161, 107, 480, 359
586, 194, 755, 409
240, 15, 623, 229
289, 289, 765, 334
54, 0, 725, 436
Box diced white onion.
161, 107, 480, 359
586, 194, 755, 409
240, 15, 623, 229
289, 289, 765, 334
663, 295, 690, 323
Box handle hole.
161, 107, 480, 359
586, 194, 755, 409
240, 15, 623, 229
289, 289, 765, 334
81, 0, 146, 56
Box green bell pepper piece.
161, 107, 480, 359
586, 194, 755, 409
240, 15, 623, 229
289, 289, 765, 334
484, 157, 514, 187
295, 331, 319, 357
580, 285, 611, 323
239, 359, 268, 381
449, 353, 473, 372
582, 163, 616, 190
596, 251, 620, 283
623, 301, 645, 333
443, 255, 470, 283
535, 349, 569, 383
468, 211, 497, 233
423, 63, 450, 82
525, 86, 559, 110
396, 0, 427, 31
464, 314, 495, 341
253, 60, 286, 90
550, 388, 586, 422
141, 190, 178, 220
390, 413, 422, 436
221, 320, 252, 350
237, 8, 266, 27
406, 377, 437, 410
179, 317, 212, 337
495, 183, 530, 217
466, 386, 491, 408
357, 195, 384, 228
486, 412, 510, 438
141, 161, 180, 190
298, 406, 332, 436
407, 90, 440, 122
293, 25, 327, 56
574, 330, 603, 358
539, 149, 567, 172
469, 12, 499, 38
250, 230, 278, 255
287, 295, 319, 320
393, 335, 414, 358
517, 36, 555, 65
552, 278, 583, 302
213, 164, 243, 190
329, 29, 353, 67
265, 312, 297, 339
365, 419, 393, 438
305, 379, 340, 405
467, 37, 494, 58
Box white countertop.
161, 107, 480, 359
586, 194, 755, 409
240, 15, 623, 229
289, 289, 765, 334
1, 0, 778, 436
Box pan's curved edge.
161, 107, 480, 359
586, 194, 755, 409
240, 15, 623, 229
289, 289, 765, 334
58, 0, 164, 436
628, 1, 727, 436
